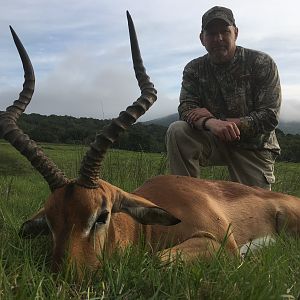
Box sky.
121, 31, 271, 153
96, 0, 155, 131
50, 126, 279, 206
0, 0, 300, 122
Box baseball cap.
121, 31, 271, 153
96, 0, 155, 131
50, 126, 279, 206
202, 6, 236, 30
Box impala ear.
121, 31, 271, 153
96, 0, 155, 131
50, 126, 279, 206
112, 192, 181, 226
19, 208, 50, 238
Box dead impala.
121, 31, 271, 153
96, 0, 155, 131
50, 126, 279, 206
1, 12, 300, 274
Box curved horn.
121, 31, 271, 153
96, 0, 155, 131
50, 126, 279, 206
0, 26, 69, 191
78, 11, 157, 188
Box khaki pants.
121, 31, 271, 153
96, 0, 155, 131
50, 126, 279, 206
166, 121, 277, 190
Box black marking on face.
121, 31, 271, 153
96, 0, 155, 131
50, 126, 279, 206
100, 197, 107, 212
64, 182, 76, 199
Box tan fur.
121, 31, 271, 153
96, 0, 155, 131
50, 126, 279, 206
23, 174, 300, 273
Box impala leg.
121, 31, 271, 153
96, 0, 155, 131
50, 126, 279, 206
158, 231, 239, 263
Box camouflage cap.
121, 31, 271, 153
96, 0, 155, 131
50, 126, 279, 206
202, 6, 235, 30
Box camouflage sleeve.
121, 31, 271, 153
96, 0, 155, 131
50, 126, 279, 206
178, 60, 203, 121
239, 53, 281, 137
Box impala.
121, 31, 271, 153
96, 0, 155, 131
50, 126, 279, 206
1, 12, 300, 275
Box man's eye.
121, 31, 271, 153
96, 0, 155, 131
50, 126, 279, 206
95, 210, 109, 225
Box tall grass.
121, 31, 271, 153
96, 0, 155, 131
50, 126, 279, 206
0, 141, 300, 299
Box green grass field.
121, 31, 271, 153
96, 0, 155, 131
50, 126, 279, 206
1, 140, 300, 299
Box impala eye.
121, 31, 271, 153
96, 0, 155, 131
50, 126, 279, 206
95, 210, 109, 225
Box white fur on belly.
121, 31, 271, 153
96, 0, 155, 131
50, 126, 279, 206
239, 236, 276, 257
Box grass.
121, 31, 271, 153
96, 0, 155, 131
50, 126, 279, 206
1, 140, 300, 299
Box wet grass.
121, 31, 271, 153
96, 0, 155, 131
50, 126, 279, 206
1, 140, 300, 299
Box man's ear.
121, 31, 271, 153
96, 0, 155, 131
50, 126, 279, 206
234, 26, 239, 41
199, 32, 205, 46
19, 208, 50, 238
112, 192, 181, 226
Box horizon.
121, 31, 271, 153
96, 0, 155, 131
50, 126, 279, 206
17, 110, 300, 126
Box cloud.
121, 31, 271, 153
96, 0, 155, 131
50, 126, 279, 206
29, 49, 139, 119
1, 0, 300, 123
281, 84, 300, 122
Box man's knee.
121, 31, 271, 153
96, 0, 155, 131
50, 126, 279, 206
228, 149, 276, 190
167, 121, 190, 140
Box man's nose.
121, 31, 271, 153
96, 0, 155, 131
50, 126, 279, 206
213, 32, 223, 41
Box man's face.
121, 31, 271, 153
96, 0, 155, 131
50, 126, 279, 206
200, 19, 238, 64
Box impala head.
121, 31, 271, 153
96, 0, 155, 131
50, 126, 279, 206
20, 179, 178, 273
1, 12, 180, 273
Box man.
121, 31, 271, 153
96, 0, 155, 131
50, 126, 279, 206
166, 6, 281, 190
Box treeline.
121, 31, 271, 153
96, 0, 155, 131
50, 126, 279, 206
276, 130, 300, 162
16, 113, 300, 162
18, 113, 167, 153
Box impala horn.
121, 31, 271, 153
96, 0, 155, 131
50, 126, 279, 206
0, 27, 69, 191
77, 11, 157, 188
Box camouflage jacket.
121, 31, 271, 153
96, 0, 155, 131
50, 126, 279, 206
178, 46, 281, 152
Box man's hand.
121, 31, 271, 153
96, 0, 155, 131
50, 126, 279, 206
205, 118, 240, 142
186, 108, 213, 124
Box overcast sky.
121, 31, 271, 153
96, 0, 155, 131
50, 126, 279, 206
1, 0, 300, 122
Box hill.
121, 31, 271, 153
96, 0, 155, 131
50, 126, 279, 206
145, 113, 300, 134
144, 113, 179, 127
278, 121, 300, 135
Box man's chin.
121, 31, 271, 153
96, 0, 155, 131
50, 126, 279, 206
210, 54, 229, 64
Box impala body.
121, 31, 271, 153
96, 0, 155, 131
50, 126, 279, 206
21, 175, 300, 272
2, 13, 300, 275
